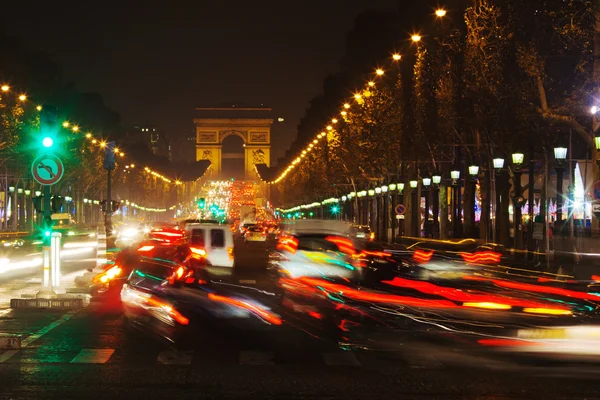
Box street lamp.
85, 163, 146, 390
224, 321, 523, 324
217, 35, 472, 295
512, 153, 525, 249
467, 164, 480, 237
409, 179, 419, 236
450, 170, 461, 238
493, 158, 505, 170
431, 173, 442, 238
422, 177, 432, 237
450, 170, 460, 183
554, 147, 567, 225
468, 165, 479, 177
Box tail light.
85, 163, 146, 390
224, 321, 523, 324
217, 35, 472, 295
92, 265, 122, 284
370, 232, 375, 241
190, 247, 207, 259
413, 249, 433, 263
227, 246, 234, 260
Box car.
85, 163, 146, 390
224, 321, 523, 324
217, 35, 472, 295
244, 225, 267, 242
121, 257, 281, 348
347, 224, 374, 241
184, 223, 234, 269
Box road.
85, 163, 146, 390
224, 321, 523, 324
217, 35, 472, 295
0, 238, 599, 399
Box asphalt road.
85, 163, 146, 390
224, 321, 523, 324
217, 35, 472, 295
1, 238, 600, 399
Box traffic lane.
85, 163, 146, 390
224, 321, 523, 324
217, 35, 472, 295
1, 305, 600, 400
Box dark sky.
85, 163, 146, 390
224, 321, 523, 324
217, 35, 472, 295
2, 0, 401, 161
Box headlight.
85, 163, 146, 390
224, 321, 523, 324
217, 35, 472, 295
121, 228, 138, 238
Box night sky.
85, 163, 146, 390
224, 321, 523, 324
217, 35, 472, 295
2, 0, 402, 161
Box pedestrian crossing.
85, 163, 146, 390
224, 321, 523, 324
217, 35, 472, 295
0, 344, 484, 371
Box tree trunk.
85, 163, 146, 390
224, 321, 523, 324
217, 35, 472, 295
592, 0, 600, 237
480, 167, 491, 242
439, 184, 449, 239
463, 172, 475, 237
499, 172, 511, 246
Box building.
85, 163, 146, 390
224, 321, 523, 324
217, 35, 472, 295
170, 129, 196, 164
127, 125, 172, 160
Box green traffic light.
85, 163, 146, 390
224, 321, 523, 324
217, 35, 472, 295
42, 137, 53, 148
44, 230, 51, 237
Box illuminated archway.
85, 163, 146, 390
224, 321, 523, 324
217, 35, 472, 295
194, 107, 272, 180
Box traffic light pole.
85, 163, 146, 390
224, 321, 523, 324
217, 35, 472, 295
105, 167, 114, 246
43, 185, 51, 238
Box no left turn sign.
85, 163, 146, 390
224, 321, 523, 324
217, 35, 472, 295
31, 154, 64, 186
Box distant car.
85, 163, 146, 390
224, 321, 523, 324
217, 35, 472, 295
347, 225, 374, 241
244, 226, 267, 242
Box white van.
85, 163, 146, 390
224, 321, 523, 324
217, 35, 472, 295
185, 223, 234, 268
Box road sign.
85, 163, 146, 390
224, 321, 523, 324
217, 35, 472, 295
395, 204, 406, 215
104, 141, 116, 170
31, 154, 64, 185
593, 203, 600, 213
593, 181, 600, 201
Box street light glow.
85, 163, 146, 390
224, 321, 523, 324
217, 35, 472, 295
332, 118, 338, 123
36, 105, 43, 111
411, 34, 422, 42
375, 68, 384, 75
18, 94, 26, 101
72, 125, 79, 132
435, 9, 447, 17
591, 106, 599, 115
1, 85, 9, 92
368, 81, 375, 87
343, 103, 350, 109
392, 54, 401, 61
354, 93, 362, 100
63, 121, 70, 127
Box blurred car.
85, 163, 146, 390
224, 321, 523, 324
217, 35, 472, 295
244, 225, 267, 242
115, 223, 146, 248
121, 257, 281, 348
269, 233, 360, 282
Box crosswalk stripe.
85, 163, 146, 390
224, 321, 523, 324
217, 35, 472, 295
0, 350, 19, 363
322, 351, 361, 367
157, 350, 193, 365
239, 350, 274, 365
70, 349, 114, 364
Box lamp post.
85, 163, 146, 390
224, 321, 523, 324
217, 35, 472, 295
512, 153, 524, 249
493, 158, 505, 243
554, 147, 567, 228
9, 186, 16, 231
381, 185, 389, 242
410, 179, 418, 237
422, 176, 431, 237
432, 173, 441, 238
450, 170, 460, 238
468, 164, 479, 237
